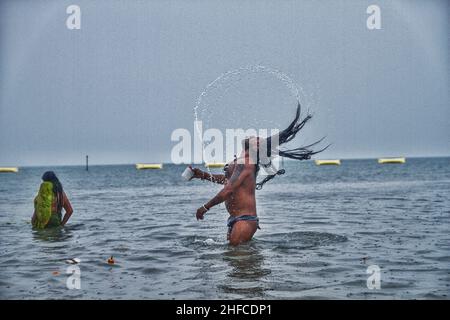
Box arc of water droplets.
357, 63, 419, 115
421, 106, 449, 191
193, 65, 307, 184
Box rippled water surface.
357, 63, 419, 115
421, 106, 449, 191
0, 158, 449, 299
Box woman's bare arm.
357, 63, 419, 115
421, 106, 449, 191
31, 210, 36, 224
61, 192, 73, 226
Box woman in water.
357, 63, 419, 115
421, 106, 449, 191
31, 171, 73, 228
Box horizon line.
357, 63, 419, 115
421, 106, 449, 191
3, 154, 449, 168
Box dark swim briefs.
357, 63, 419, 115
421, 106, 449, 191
227, 215, 260, 235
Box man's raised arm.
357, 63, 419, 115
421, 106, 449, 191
191, 167, 226, 185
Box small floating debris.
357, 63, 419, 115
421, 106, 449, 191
136, 163, 163, 170
205, 162, 225, 168
52, 271, 60, 276
0, 167, 19, 173
107, 256, 115, 265
378, 157, 405, 164
65, 258, 81, 264
314, 159, 341, 166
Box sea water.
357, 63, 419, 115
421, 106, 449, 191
0, 157, 449, 299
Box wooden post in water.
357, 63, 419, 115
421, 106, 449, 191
86, 155, 89, 171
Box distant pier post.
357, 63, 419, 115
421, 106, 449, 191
86, 155, 89, 171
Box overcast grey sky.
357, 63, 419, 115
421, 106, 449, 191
0, 0, 448, 166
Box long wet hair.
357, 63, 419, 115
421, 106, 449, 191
254, 102, 329, 189
42, 171, 64, 214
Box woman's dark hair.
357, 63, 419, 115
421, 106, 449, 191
42, 171, 64, 214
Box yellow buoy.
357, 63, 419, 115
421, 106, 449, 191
314, 160, 341, 166
0, 167, 19, 173
136, 163, 163, 170
378, 157, 405, 164
205, 162, 225, 168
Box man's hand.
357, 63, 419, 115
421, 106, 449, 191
196, 206, 208, 220
191, 167, 204, 180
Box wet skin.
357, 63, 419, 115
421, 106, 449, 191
223, 160, 259, 245
193, 150, 259, 246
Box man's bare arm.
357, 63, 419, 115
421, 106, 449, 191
192, 168, 226, 184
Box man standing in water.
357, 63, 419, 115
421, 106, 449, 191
191, 137, 261, 246
191, 103, 327, 246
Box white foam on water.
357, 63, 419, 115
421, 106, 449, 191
192, 237, 226, 246
204, 238, 217, 245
